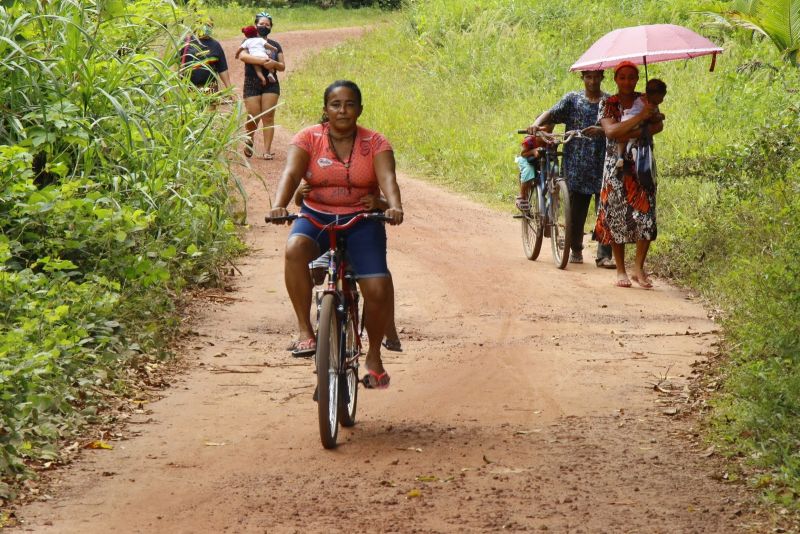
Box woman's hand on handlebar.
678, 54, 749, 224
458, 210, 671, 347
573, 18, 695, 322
581, 125, 604, 137
384, 207, 404, 225
268, 206, 289, 224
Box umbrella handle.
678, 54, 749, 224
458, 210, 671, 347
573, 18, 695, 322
710, 52, 717, 72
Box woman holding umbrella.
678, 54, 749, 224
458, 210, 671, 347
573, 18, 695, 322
594, 61, 663, 288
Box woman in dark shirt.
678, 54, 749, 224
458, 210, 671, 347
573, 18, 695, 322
238, 12, 285, 160
179, 19, 231, 93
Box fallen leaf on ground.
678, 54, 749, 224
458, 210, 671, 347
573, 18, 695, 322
84, 440, 113, 450
482, 455, 494, 464
407, 488, 421, 498
204, 441, 226, 447
416, 475, 437, 483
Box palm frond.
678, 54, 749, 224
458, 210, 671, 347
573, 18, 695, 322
755, 0, 800, 57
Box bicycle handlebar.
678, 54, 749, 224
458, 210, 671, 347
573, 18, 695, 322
264, 211, 392, 228
516, 128, 590, 144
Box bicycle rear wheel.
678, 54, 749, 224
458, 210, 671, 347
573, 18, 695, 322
316, 293, 340, 449
338, 292, 359, 428
549, 179, 572, 269
521, 183, 544, 260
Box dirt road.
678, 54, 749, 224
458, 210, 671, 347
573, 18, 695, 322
15, 27, 766, 533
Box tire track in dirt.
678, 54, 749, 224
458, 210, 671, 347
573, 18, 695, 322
14, 26, 769, 533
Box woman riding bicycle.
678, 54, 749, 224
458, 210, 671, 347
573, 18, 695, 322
267, 80, 403, 389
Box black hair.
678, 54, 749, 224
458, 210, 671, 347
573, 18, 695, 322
645, 78, 667, 95
580, 70, 604, 77
320, 80, 362, 123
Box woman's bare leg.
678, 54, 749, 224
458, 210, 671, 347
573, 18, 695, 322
260, 92, 280, 155
384, 275, 400, 344
632, 239, 652, 286
358, 277, 392, 384
611, 242, 631, 286
284, 236, 318, 341
243, 96, 262, 156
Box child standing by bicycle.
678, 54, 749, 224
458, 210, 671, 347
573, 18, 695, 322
515, 124, 552, 211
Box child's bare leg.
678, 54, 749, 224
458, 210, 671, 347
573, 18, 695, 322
256, 69, 267, 86
520, 180, 532, 200
382, 276, 402, 351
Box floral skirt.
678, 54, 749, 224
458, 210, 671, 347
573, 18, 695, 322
594, 155, 657, 244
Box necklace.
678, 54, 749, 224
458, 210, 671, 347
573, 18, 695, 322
328, 127, 357, 191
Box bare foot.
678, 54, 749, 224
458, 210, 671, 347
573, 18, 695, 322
614, 273, 632, 288
631, 274, 653, 289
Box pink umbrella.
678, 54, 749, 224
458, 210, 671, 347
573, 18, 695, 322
570, 24, 723, 74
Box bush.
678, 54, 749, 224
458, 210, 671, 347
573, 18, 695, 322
0, 0, 244, 486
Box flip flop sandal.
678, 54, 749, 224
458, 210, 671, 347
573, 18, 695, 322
361, 369, 390, 390
631, 275, 654, 289
291, 337, 316, 357
381, 338, 402, 352
258, 152, 275, 160
614, 277, 632, 288
286, 339, 299, 352
244, 138, 254, 158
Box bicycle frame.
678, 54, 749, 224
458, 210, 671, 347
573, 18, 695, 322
265, 210, 390, 448
277, 211, 388, 364
535, 131, 580, 218
305, 213, 369, 364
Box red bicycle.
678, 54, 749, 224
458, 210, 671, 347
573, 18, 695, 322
265, 211, 389, 449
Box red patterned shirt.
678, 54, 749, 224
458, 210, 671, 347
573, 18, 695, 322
291, 124, 393, 215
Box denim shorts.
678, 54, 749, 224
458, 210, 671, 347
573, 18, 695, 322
288, 205, 389, 279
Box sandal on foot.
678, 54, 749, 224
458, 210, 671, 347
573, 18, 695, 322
514, 196, 530, 211
258, 152, 275, 160
631, 275, 653, 289
291, 337, 316, 357
286, 338, 299, 351
614, 276, 632, 288
382, 338, 402, 352
361, 369, 390, 390
244, 139, 254, 158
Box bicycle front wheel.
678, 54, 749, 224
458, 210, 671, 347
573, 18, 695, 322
521, 183, 544, 260
316, 293, 340, 449
550, 179, 572, 269
338, 294, 359, 428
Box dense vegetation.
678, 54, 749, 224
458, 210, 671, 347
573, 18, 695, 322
0, 0, 245, 494
279, 0, 800, 508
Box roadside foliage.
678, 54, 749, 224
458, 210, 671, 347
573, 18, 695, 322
280, 0, 800, 508
0, 0, 243, 492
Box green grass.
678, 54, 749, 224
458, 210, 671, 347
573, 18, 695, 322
208, 5, 399, 39
278, 0, 800, 510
